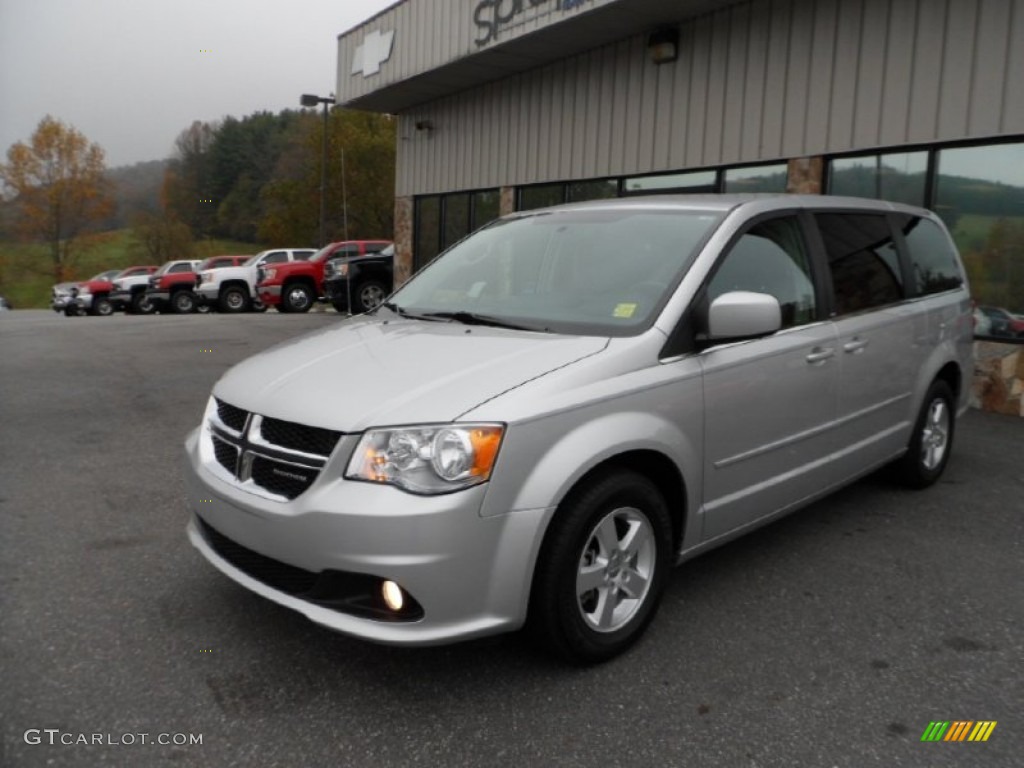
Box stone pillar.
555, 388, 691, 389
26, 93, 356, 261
393, 195, 413, 288
786, 156, 824, 194
499, 185, 516, 216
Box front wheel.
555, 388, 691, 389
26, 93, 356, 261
90, 296, 114, 316
170, 290, 197, 314
355, 280, 387, 313
893, 379, 956, 488
282, 283, 314, 313
130, 292, 155, 315
529, 470, 672, 664
219, 286, 249, 313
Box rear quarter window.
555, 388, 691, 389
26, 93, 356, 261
895, 215, 964, 295
816, 213, 904, 315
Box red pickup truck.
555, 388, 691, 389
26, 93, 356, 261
256, 240, 392, 313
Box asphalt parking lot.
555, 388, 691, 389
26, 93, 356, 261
1, 309, 1022, 768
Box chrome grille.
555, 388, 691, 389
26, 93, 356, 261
207, 401, 340, 501
259, 417, 341, 456
215, 398, 248, 432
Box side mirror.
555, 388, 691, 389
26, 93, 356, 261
707, 291, 782, 341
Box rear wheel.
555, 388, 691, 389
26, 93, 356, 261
529, 470, 672, 664
282, 283, 314, 313
219, 286, 249, 313
893, 379, 956, 488
171, 290, 197, 314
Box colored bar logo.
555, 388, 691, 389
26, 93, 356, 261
921, 721, 997, 742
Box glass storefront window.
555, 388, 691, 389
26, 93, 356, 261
518, 184, 565, 211
828, 151, 927, 206
471, 189, 500, 231
623, 169, 717, 194
724, 164, 788, 193
443, 193, 470, 249
568, 179, 618, 202
414, 196, 441, 272
935, 142, 1024, 342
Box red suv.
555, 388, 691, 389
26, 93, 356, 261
256, 240, 392, 313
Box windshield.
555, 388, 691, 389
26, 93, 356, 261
388, 208, 722, 336
91, 270, 121, 281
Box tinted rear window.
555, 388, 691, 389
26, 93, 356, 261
894, 215, 963, 296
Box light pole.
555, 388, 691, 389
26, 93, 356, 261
300, 93, 334, 247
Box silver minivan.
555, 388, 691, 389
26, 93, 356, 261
184, 195, 972, 663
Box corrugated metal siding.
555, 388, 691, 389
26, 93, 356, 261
339, 0, 622, 104
397, 0, 1024, 197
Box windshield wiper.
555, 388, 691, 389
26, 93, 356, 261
377, 301, 446, 322
420, 310, 539, 331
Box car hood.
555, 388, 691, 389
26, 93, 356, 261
213, 316, 609, 432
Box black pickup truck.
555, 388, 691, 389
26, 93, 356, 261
322, 243, 394, 314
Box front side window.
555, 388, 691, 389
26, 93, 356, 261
390, 208, 723, 336
262, 252, 288, 265
816, 213, 903, 315
169, 263, 192, 274
706, 216, 817, 329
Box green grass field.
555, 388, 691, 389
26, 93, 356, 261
0, 230, 262, 308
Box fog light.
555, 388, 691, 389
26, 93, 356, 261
381, 580, 404, 611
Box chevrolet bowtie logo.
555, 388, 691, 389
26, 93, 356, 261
352, 29, 395, 77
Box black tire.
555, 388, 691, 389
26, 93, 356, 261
282, 283, 314, 313
528, 470, 672, 664
219, 286, 249, 313
64, 305, 81, 317
893, 379, 956, 489
196, 303, 213, 314
170, 290, 197, 314
90, 296, 113, 317
354, 280, 388, 313
130, 292, 155, 315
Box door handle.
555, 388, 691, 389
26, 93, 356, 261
843, 338, 869, 354
805, 347, 835, 364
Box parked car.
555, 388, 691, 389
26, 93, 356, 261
145, 260, 203, 314
185, 195, 972, 663
107, 266, 160, 314
53, 269, 122, 316
976, 305, 1024, 338
196, 248, 315, 313
323, 243, 396, 314
0, 295, 11, 311
256, 240, 392, 313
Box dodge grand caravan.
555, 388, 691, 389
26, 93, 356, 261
184, 195, 972, 663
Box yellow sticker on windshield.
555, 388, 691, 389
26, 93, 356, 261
613, 302, 638, 319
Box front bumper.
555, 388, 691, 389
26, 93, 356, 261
323, 278, 351, 307
145, 289, 170, 309
109, 290, 131, 310
183, 427, 544, 645
256, 284, 281, 305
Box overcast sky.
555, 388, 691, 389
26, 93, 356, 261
0, 0, 396, 168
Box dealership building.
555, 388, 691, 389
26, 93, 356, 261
336, 0, 1024, 414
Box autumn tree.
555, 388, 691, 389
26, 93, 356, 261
0, 115, 114, 280
129, 210, 195, 264
259, 108, 395, 245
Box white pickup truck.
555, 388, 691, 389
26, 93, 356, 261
196, 248, 315, 313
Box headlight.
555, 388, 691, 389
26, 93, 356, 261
345, 424, 504, 494
335, 263, 349, 277
263, 268, 276, 280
